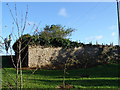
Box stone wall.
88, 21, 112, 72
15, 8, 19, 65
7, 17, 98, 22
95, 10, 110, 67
28, 45, 120, 69
28, 46, 82, 68
28, 46, 62, 67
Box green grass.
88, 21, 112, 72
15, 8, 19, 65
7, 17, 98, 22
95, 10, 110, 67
1, 63, 120, 89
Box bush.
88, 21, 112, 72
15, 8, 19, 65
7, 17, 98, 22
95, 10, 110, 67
50, 37, 70, 47
13, 34, 32, 51
13, 34, 83, 52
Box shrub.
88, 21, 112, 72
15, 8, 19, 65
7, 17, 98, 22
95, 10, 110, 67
50, 37, 70, 47
13, 34, 32, 51
13, 34, 83, 52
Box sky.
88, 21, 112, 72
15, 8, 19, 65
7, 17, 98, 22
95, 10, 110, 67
1, 0, 117, 2
1, 1, 119, 55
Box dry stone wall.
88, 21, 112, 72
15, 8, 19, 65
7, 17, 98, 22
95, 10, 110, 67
28, 45, 120, 69
28, 46, 62, 67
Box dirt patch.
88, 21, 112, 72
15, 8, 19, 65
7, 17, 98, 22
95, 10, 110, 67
17, 67, 38, 70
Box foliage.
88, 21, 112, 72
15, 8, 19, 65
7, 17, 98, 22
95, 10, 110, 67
13, 34, 83, 51
0, 41, 3, 53
50, 37, 70, 48
4, 34, 12, 53
39, 24, 75, 39
13, 25, 80, 51
13, 34, 32, 51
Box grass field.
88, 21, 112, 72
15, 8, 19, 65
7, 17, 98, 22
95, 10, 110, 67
2, 63, 120, 89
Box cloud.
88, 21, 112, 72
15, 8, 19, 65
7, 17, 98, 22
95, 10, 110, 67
58, 8, 67, 17
112, 32, 116, 37
108, 25, 117, 30
86, 35, 103, 41
95, 35, 103, 39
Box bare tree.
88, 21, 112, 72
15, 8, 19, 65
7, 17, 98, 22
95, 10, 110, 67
3, 3, 29, 89
2, 3, 42, 89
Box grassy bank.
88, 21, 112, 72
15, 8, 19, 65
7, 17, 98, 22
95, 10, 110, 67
2, 63, 120, 89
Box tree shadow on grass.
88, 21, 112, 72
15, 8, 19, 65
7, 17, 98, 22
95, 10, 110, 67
5, 63, 120, 79
22, 63, 120, 78
27, 79, 120, 87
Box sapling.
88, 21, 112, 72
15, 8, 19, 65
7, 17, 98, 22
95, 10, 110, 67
62, 57, 74, 88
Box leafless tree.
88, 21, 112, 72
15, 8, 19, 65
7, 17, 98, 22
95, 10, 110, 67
1, 3, 43, 89
3, 3, 29, 89
0, 3, 34, 89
